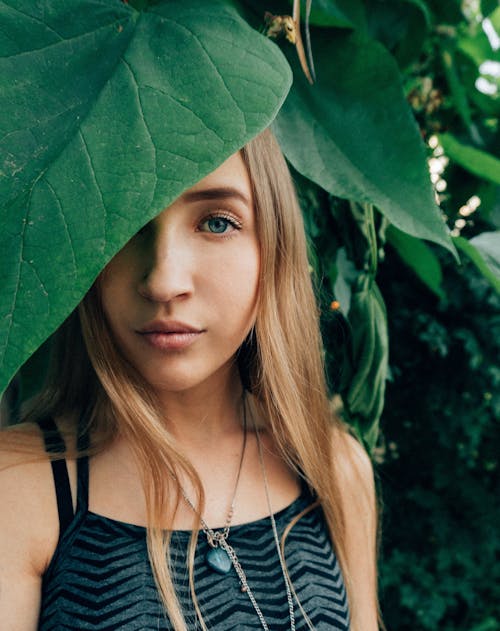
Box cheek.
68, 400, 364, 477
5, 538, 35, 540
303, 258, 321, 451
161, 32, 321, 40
99, 248, 138, 308
200, 242, 257, 311
219, 247, 260, 325
230, 241, 259, 290
98, 269, 131, 335
99, 274, 119, 314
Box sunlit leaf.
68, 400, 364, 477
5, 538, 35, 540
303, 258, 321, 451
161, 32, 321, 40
454, 8, 500, 116
441, 133, 500, 185
457, 7, 500, 67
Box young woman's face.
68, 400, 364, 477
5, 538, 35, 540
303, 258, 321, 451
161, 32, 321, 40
99, 152, 260, 394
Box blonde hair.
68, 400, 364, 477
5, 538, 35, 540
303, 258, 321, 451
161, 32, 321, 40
10, 129, 381, 629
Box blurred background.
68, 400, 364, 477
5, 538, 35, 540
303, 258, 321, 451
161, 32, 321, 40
296, 1, 500, 628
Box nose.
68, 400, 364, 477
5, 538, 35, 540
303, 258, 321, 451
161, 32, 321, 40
138, 228, 194, 304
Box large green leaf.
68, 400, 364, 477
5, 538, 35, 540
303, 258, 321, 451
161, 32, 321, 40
272, 29, 455, 254
0, 0, 292, 394
365, 0, 431, 68
440, 133, 500, 185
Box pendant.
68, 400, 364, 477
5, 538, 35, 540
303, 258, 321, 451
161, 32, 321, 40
206, 546, 232, 574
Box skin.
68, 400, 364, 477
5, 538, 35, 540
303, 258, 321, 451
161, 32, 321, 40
92, 151, 299, 528
0, 151, 379, 630
100, 151, 260, 404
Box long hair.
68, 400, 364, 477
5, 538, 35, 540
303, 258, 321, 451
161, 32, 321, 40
12, 129, 380, 630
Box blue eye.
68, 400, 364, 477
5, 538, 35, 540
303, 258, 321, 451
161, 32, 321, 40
199, 214, 241, 235
207, 217, 230, 233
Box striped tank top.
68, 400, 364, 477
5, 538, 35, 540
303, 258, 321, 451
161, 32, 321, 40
37, 418, 350, 630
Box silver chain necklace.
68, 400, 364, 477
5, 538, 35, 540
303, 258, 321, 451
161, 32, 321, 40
178, 396, 297, 631
179, 399, 247, 575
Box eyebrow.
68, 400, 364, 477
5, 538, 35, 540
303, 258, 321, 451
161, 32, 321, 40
180, 186, 251, 207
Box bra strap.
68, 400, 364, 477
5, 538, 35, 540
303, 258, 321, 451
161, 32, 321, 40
37, 416, 74, 540
75, 407, 91, 512
75, 455, 89, 512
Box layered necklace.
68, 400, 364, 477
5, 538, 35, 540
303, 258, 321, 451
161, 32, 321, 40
179, 395, 297, 631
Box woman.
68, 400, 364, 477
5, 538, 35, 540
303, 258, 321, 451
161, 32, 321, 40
0, 130, 380, 630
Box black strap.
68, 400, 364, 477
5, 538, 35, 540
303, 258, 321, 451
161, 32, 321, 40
37, 416, 75, 540
74, 406, 91, 512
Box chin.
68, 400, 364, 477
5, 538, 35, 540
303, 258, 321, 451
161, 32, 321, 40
141, 361, 235, 396
136, 364, 208, 392
133, 368, 194, 392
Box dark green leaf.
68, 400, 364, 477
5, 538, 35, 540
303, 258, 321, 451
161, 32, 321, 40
481, 0, 498, 18
272, 29, 455, 254
387, 225, 445, 300
365, 0, 430, 68
440, 133, 500, 185
0, 0, 292, 394
424, 0, 462, 25
299, 0, 367, 29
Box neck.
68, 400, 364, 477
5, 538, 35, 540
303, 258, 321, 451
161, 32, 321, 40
153, 366, 245, 448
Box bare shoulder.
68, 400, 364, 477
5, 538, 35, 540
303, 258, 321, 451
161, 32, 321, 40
0, 422, 62, 627
334, 428, 376, 504
332, 427, 380, 631
0, 422, 60, 577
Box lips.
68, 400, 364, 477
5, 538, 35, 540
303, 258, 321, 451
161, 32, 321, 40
136, 320, 204, 351
138, 320, 202, 334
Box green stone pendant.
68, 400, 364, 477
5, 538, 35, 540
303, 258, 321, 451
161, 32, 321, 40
206, 546, 232, 574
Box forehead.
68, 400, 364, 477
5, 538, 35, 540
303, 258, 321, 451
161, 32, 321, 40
179, 151, 252, 205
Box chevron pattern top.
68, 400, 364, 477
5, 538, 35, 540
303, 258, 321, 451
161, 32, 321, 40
37, 422, 350, 630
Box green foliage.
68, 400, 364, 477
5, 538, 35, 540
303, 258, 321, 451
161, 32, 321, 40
377, 248, 500, 630
0, 0, 291, 394
1, 0, 499, 456
454, 233, 500, 293
273, 27, 452, 250
440, 134, 500, 185
365, 0, 431, 69
302, 0, 367, 29
342, 278, 388, 449
387, 225, 445, 300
